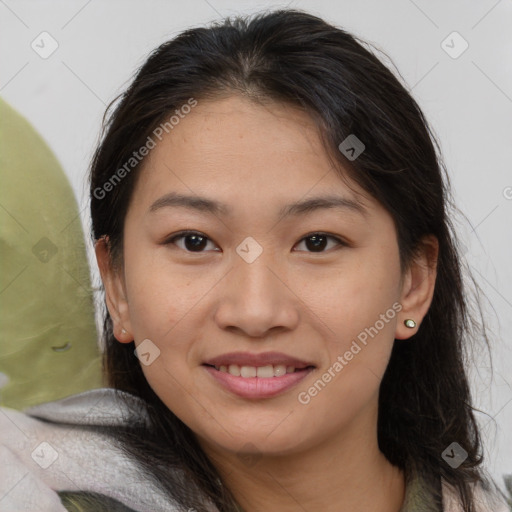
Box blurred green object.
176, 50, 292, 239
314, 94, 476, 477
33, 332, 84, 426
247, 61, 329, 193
0, 97, 104, 409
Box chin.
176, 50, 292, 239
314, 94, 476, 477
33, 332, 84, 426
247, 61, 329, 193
196, 421, 316, 458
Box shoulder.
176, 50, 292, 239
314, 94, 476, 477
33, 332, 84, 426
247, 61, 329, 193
23, 387, 151, 427
0, 388, 176, 512
441, 478, 510, 512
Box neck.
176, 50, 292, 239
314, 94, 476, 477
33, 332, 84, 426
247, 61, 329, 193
198, 407, 405, 512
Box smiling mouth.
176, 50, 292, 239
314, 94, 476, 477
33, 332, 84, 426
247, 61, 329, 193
203, 364, 315, 378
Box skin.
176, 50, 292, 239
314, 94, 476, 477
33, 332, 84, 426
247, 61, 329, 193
97, 94, 438, 512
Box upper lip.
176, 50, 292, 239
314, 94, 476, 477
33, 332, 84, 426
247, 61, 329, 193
203, 351, 315, 369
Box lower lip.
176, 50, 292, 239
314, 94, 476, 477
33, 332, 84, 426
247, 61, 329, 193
203, 365, 314, 399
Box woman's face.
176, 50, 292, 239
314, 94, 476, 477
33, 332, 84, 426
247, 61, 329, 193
99, 94, 436, 459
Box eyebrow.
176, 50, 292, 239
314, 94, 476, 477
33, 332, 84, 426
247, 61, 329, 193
149, 192, 368, 220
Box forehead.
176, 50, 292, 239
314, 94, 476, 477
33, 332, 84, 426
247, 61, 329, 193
151, 95, 330, 168
132, 94, 373, 214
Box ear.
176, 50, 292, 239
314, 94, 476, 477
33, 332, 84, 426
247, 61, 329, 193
395, 234, 439, 340
95, 237, 133, 343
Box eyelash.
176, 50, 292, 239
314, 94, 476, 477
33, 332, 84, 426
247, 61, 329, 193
163, 230, 347, 254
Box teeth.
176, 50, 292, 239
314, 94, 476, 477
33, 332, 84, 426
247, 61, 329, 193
216, 364, 301, 378
256, 365, 274, 378
228, 364, 241, 377
240, 366, 257, 378
274, 365, 287, 377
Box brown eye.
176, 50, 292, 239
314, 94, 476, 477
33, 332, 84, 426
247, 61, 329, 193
295, 233, 345, 253
165, 231, 218, 252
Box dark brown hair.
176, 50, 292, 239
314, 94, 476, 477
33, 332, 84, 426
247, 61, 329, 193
89, 9, 500, 511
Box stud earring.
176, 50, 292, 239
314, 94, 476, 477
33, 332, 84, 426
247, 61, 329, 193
121, 329, 127, 334
404, 319, 416, 329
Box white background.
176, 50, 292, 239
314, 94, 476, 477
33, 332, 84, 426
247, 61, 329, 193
1, 0, 511, 493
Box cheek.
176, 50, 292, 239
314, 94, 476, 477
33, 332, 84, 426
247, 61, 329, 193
297, 304, 400, 437
317, 244, 402, 389
122, 243, 198, 338
312, 245, 401, 341
120, 249, 191, 391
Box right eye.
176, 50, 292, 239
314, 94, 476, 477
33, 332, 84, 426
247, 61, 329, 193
163, 230, 220, 253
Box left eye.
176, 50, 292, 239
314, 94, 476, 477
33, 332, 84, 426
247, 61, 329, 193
164, 231, 345, 253
294, 233, 345, 253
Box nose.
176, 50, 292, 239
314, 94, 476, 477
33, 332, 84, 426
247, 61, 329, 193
214, 253, 300, 339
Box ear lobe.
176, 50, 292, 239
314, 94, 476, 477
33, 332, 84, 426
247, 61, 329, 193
95, 237, 133, 343
395, 235, 439, 340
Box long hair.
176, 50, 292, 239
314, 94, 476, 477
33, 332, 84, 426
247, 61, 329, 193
89, 9, 498, 511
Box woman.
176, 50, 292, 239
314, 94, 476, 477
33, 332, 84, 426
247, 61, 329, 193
0, 9, 509, 512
